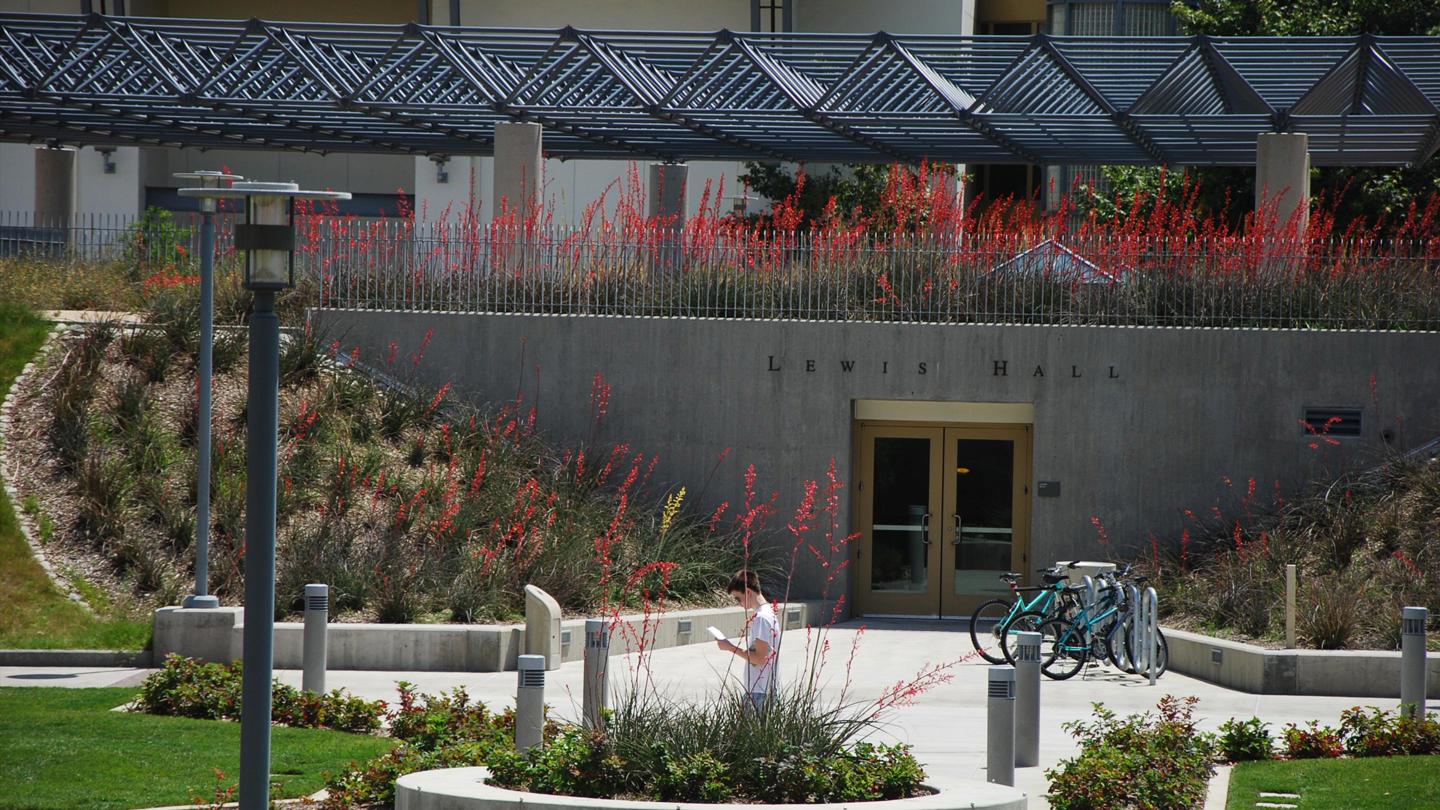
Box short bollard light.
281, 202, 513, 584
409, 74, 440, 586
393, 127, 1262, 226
1014, 631, 1041, 768
174, 169, 242, 611
302, 584, 329, 695
1401, 606, 1428, 719
516, 654, 547, 752
583, 618, 610, 730
987, 665, 1016, 787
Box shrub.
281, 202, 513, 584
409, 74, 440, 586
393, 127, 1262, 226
136, 654, 385, 733
1045, 696, 1216, 810
488, 727, 628, 799
1338, 707, 1440, 757
271, 684, 384, 734
1282, 720, 1344, 759
386, 682, 512, 751
655, 750, 732, 803
1217, 717, 1273, 762
137, 654, 241, 720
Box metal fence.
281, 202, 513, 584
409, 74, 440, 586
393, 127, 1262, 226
5, 210, 1439, 330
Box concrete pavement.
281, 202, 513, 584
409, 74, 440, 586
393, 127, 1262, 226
3, 620, 1423, 808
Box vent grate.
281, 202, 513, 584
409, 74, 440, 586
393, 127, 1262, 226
1302, 407, 1362, 438
520, 671, 546, 688
988, 680, 1015, 699
1403, 617, 1425, 635
305, 596, 328, 611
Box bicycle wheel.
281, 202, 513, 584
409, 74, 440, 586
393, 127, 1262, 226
969, 599, 1014, 665
999, 610, 1048, 664
1038, 618, 1089, 680
1124, 627, 1170, 678
1107, 617, 1137, 673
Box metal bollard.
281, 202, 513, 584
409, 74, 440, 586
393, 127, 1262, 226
583, 618, 610, 730
1081, 575, 1096, 610
302, 584, 328, 695
987, 665, 1016, 787
1014, 631, 1041, 768
516, 654, 546, 752
1143, 587, 1159, 686
1401, 606, 1428, 719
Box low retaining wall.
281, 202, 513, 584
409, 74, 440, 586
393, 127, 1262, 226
394, 767, 1028, 810
0, 649, 152, 667
153, 601, 834, 672
1165, 627, 1440, 698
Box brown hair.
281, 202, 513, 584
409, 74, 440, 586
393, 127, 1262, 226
727, 569, 762, 596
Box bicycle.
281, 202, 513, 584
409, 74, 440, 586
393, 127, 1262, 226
968, 561, 1078, 665
1026, 567, 1169, 680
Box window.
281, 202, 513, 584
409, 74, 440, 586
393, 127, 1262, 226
752, 0, 792, 33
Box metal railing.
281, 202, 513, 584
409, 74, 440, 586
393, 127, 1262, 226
5, 211, 1439, 330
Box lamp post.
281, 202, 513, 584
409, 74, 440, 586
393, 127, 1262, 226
174, 170, 242, 610
180, 181, 349, 810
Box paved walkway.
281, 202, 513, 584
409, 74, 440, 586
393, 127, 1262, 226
3, 621, 1422, 808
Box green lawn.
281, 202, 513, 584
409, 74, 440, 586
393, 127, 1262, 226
1227, 755, 1440, 809
0, 687, 395, 810
0, 303, 150, 650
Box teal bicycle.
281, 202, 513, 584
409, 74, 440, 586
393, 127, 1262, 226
968, 561, 1078, 665
1011, 566, 1170, 680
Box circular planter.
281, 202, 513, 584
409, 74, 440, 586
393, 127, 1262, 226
396, 767, 1028, 810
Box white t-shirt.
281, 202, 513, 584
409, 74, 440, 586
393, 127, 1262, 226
745, 602, 781, 695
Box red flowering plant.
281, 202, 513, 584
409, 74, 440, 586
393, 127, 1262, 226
567, 456, 972, 804
297, 161, 1440, 331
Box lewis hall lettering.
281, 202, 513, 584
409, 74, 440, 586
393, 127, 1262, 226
766, 356, 1120, 379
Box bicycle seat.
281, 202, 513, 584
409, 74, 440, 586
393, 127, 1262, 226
999, 572, 1022, 582
1041, 573, 1066, 585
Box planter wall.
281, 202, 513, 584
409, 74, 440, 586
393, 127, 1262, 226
1165, 626, 1440, 698
152, 601, 833, 672
394, 767, 1028, 810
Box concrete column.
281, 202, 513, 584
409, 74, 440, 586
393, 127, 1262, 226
1256, 133, 1311, 234
492, 122, 543, 222
647, 162, 689, 225
34, 147, 76, 228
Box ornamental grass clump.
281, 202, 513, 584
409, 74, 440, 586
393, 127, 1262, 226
1153, 447, 1440, 650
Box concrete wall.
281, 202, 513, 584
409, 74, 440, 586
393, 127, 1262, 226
1167, 627, 1440, 698
313, 311, 1440, 600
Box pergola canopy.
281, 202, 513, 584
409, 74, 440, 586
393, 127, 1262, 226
2, 12, 1438, 167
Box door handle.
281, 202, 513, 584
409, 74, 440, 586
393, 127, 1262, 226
952, 513, 963, 545
921, 512, 932, 545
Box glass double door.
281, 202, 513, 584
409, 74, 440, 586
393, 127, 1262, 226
855, 423, 1032, 617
